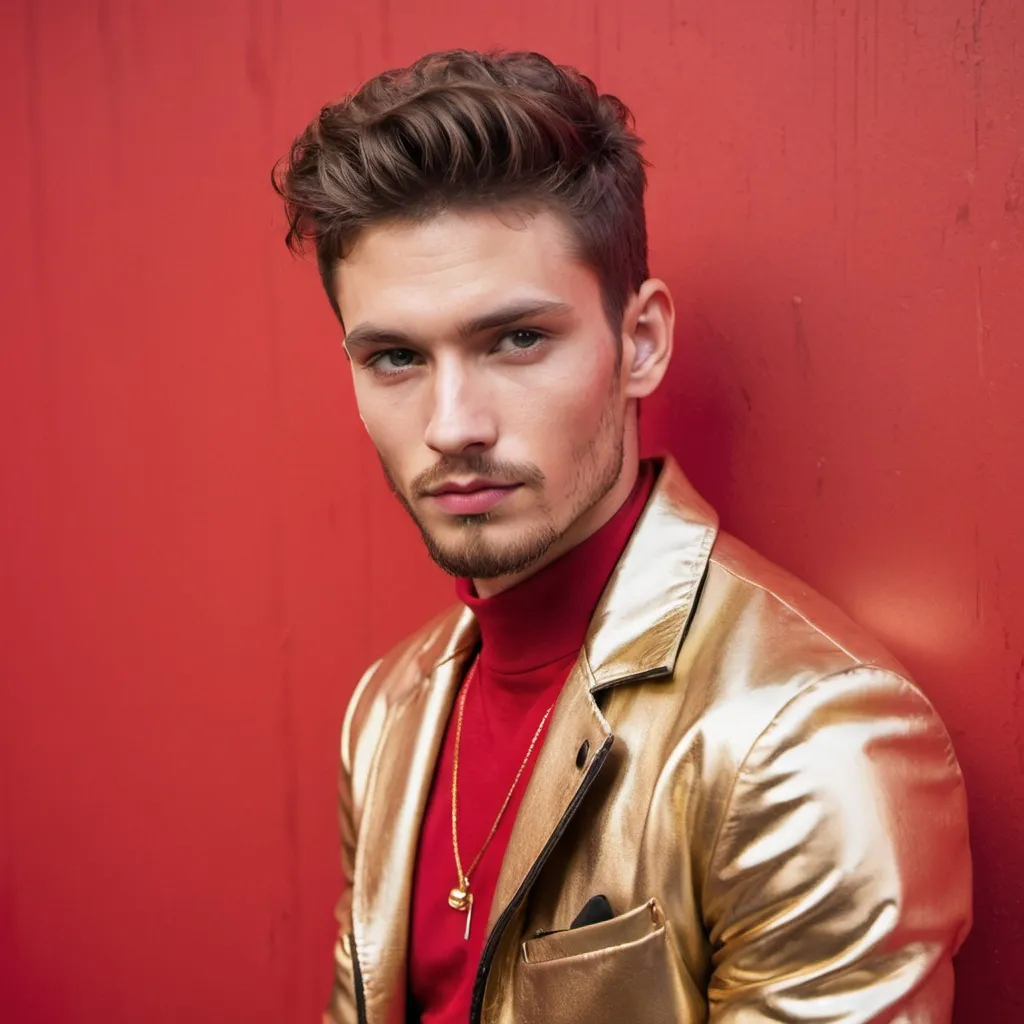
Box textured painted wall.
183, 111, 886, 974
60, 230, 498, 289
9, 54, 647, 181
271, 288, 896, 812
0, 1, 1020, 1021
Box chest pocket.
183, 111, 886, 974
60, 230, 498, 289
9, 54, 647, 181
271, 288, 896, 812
513, 898, 694, 1024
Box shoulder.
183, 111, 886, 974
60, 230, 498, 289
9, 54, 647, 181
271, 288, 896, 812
679, 528, 955, 791
705, 529, 904, 672
682, 536, 969, 934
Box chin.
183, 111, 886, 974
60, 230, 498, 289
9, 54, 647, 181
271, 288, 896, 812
423, 518, 561, 580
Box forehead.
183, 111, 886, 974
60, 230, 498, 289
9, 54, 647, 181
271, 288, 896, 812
334, 206, 600, 325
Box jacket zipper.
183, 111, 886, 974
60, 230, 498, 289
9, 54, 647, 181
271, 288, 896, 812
468, 733, 615, 1024
349, 930, 369, 1024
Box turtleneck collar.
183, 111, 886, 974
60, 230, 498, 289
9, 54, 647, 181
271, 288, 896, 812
455, 461, 657, 675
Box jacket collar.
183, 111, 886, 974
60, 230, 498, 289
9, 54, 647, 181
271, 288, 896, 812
584, 455, 718, 690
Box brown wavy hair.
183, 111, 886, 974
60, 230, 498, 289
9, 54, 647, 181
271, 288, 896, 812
273, 49, 649, 327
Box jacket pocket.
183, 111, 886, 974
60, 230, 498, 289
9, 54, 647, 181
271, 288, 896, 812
514, 898, 694, 1024
521, 896, 664, 963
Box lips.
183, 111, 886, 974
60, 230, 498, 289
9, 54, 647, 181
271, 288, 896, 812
426, 480, 520, 516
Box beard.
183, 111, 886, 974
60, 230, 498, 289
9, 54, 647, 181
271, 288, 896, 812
377, 395, 625, 580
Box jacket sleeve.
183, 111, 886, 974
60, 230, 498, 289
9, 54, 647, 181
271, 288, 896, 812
324, 659, 382, 1024
703, 666, 972, 1023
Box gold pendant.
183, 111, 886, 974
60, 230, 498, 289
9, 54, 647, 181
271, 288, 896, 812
448, 883, 474, 940
448, 885, 470, 910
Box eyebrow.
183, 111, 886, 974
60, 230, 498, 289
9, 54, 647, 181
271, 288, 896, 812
343, 298, 573, 351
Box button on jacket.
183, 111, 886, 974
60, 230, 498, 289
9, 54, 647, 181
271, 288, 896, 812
325, 457, 972, 1024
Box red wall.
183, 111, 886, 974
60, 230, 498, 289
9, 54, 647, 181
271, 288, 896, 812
1, 2, 1021, 1021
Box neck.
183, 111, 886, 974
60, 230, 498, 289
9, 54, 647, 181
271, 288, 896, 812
473, 442, 641, 599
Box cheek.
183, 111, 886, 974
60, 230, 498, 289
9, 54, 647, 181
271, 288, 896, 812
352, 385, 408, 465
537, 358, 615, 431
510, 361, 617, 463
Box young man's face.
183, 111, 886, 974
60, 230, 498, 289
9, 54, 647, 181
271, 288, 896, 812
335, 206, 636, 588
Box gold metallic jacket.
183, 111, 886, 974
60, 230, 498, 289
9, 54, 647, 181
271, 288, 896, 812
327, 457, 972, 1024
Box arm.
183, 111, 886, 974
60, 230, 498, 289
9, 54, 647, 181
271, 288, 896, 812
704, 666, 972, 1023
324, 660, 382, 1024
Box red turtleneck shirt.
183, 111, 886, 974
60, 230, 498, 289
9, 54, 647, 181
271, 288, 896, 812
407, 463, 656, 1023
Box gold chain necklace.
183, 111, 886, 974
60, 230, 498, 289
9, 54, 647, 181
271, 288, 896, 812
448, 658, 555, 941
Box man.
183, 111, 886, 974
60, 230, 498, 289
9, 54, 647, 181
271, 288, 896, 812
274, 49, 971, 1024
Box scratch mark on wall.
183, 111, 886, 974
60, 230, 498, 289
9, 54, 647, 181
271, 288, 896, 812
379, 0, 391, 57
975, 265, 988, 380
245, 0, 282, 112
792, 296, 813, 377
22, 0, 53, 371
95, 0, 124, 179
245, 0, 298, 1008
900, 0, 909, 69
853, 0, 861, 150
873, 0, 880, 117
1005, 151, 1023, 216
974, 522, 982, 621
972, 0, 988, 169
832, 0, 840, 223
1013, 650, 1024, 773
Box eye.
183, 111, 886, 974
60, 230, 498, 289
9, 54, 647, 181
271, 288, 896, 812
367, 348, 420, 374
497, 329, 545, 352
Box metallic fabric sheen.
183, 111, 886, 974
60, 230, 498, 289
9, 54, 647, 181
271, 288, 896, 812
326, 457, 972, 1024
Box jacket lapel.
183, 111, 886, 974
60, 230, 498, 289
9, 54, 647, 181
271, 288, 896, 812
484, 656, 613, 938
352, 609, 477, 1024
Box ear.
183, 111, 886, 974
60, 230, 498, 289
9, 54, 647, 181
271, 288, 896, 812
621, 279, 675, 399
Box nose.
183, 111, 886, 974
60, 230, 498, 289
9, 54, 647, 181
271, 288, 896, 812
423, 356, 497, 456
